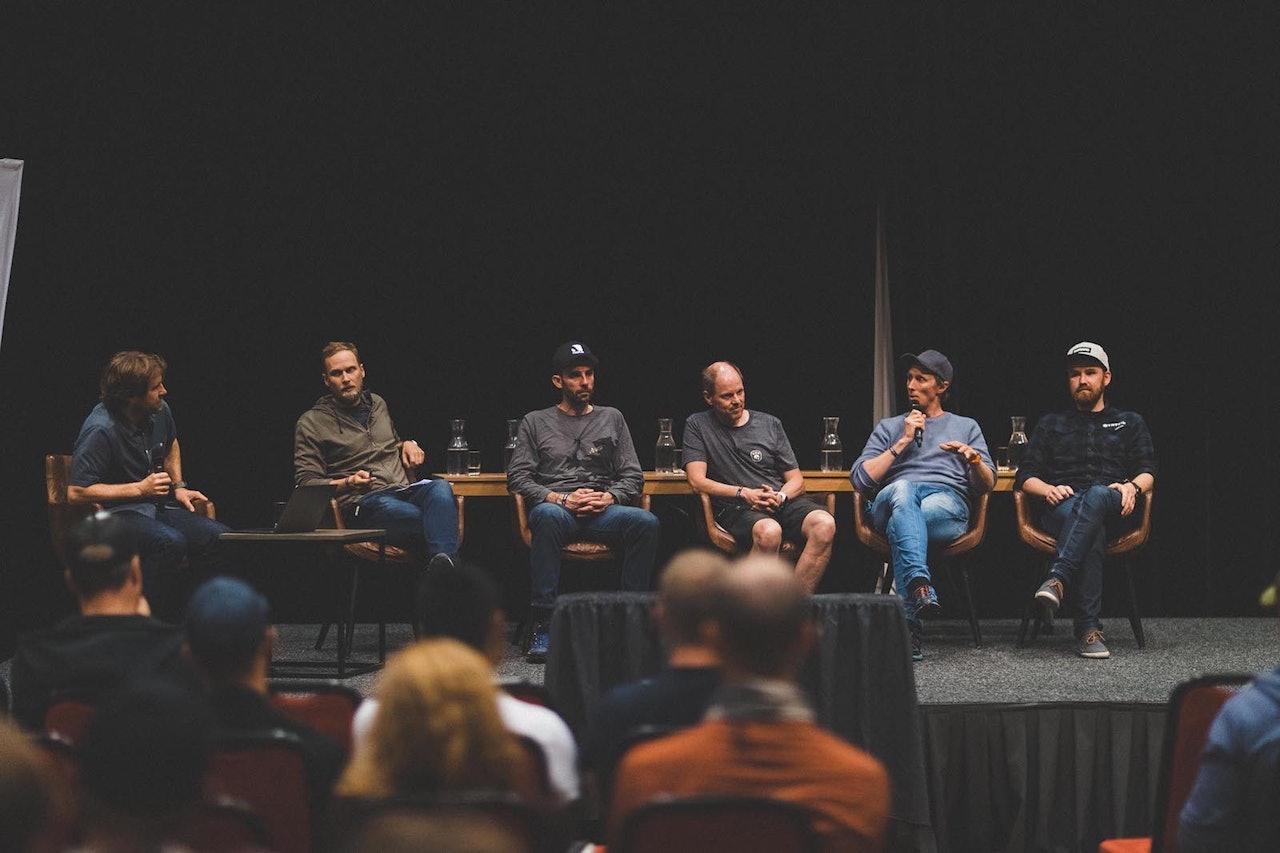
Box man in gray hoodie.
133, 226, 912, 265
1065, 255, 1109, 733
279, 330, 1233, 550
293, 341, 458, 559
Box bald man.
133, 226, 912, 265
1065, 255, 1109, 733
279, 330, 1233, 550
608, 555, 890, 850
681, 362, 836, 592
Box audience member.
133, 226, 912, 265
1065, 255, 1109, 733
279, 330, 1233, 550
683, 361, 836, 592
295, 341, 458, 563
76, 679, 217, 853
1177, 570, 1280, 852
338, 638, 539, 802
68, 350, 228, 618
0, 718, 73, 853
580, 548, 729, 793
1015, 341, 1157, 658
506, 341, 659, 662
184, 575, 346, 809
9, 512, 191, 731
608, 555, 890, 851
850, 349, 994, 660
351, 560, 580, 806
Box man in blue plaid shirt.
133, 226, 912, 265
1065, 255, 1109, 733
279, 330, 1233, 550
1014, 342, 1157, 659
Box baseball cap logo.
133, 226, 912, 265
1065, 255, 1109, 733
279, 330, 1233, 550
571, 344, 584, 356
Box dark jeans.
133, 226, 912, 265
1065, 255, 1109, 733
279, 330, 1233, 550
352, 480, 459, 557
115, 505, 230, 618
1040, 484, 1133, 638
526, 503, 660, 609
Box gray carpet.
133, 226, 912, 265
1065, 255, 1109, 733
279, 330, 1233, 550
5, 617, 1276, 712
263, 616, 1280, 708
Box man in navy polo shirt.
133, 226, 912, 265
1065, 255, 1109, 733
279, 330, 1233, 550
69, 351, 228, 618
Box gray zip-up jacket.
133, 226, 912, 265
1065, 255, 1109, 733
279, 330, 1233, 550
294, 392, 410, 509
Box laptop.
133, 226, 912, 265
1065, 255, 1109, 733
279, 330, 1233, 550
268, 483, 337, 533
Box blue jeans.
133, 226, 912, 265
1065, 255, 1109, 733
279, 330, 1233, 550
353, 480, 459, 557
869, 480, 969, 624
114, 505, 230, 617
1040, 484, 1127, 638
527, 502, 660, 608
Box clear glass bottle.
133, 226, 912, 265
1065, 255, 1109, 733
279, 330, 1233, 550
503, 418, 520, 472
654, 418, 677, 473
819, 416, 843, 471
445, 418, 468, 475
1007, 416, 1028, 471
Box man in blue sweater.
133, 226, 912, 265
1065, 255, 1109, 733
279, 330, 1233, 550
851, 350, 995, 660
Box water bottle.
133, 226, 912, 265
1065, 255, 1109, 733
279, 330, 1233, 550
445, 418, 468, 476
654, 418, 677, 473
503, 418, 520, 472
819, 416, 843, 472
1007, 416, 1028, 471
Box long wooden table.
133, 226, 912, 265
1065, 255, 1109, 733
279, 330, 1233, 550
437, 469, 1015, 496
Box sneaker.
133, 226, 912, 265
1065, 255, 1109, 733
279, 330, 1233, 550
526, 623, 550, 664
910, 582, 942, 619
1077, 629, 1110, 659
427, 552, 456, 571
1035, 577, 1064, 614
909, 623, 924, 662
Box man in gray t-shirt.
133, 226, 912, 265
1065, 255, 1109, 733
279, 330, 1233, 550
682, 362, 836, 593
506, 341, 661, 662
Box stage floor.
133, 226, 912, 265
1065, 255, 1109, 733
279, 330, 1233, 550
261, 615, 1280, 707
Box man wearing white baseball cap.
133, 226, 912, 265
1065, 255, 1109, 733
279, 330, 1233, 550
1014, 341, 1157, 658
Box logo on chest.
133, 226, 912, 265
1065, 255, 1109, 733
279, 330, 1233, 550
750, 449, 764, 463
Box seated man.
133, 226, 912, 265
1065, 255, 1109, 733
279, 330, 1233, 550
1016, 341, 1156, 659
294, 341, 458, 563
851, 349, 994, 660
580, 547, 730, 802
506, 341, 660, 662
682, 361, 836, 592
608, 555, 890, 851
68, 350, 229, 618
183, 576, 345, 810
9, 512, 191, 731
1178, 571, 1280, 853
351, 559, 581, 807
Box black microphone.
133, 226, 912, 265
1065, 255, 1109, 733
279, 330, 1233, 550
910, 402, 923, 447
149, 442, 168, 508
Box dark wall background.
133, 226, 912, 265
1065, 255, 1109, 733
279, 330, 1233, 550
3, 5, 1275, 655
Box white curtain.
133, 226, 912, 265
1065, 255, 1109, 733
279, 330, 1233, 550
871, 203, 894, 426
0, 158, 24, 351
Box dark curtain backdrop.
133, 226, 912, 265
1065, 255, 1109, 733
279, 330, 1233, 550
2, 5, 1275, 656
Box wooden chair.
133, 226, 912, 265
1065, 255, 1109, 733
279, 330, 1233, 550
267, 679, 363, 755
510, 491, 653, 648
694, 491, 837, 559
30, 732, 82, 850
175, 796, 273, 853
851, 487, 989, 646
205, 730, 315, 853
1014, 487, 1154, 648
1097, 672, 1251, 853
613, 795, 824, 853
314, 489, 466, 661
46, 453, 216, 565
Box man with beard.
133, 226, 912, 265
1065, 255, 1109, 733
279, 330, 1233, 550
851, 350, 995, 660
1016, 342, 1157, 659
681, 361, 837, 593
294, 341, 458, 562
506, 341, 660, 662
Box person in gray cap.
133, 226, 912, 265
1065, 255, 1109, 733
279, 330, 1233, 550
1015, 341, 1157, 659
506, 341, 660, 662
851, 349, 995, 661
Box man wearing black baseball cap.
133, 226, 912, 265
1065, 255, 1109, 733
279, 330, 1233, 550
1015, 341, 1157, 659
507, 341, 660, 662
851, 349, 995, 660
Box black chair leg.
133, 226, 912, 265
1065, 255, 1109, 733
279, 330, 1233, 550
959, 565, 982, 647
314, 623, 330, 651
1123, 558, 1146, 648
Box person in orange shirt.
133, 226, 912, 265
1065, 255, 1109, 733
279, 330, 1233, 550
608, 555, 891, 852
